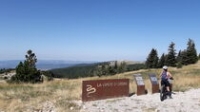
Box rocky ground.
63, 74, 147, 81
79, 88, 200, 112
1, 88, 200, 112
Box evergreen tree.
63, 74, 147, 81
11, 50, 42, 83
158, 53, 166, 68
95, 65, 103, 77
199, 53, 200, 60
25, 50, 37, 68
95, 63, 110, 76
176, 50, 183, 68
180, 50, 187, 65
145, 48, 159, 68
118, 61, 127, 73
185, 39, 198, 64
102, 63, 109, 75
16, 61, 24, 75
114, 61, 118, 74
165, 42, 177, 67
108, 65, 115, 75
176, 50, 182, 63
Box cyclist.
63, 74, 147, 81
160, 66, 173, 98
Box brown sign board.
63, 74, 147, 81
148, 74, 159, 94
133, 74, 146, 95
82, 79, 129, 102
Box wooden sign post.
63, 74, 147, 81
133, 74, 147, 95
148, 74, 159, 94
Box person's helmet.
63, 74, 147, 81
163, 66, 168, 70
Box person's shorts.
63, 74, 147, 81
161, 79, 170, 87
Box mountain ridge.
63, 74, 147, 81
0, 60, 95, 70
0, 60, 143, 70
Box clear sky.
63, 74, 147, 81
0, 0, 200, 62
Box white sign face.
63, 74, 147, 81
151, 77, 157, 82
136, 77, 143, 81
149, 74, 158, 84
135, 76, 144, 86
137, 80, 144, 85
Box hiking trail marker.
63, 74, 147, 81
148, 74, 159, 94
133, 74, 147, 95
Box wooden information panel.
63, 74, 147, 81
148, 74, 159, 94
82, 79, 129, 102
133, 74, 146, 95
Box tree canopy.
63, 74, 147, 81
146, 38, 198, 69
165, 42, 177, 67
157, 53, 166, 68
11, 50, 42, 83
145, 48, 159, 68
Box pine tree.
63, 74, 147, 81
176, 50, 183, 68
180, 50, 187, 65
199, 53, 200, 60
25, 50, 37, 68
165, 42, 177, 67
101, 64, 106, 75
185, 39, 198, 64
176, 50, 182, 63
114, 61, 118, 74
158, 53, 166, 68
16, 61, 24, 75
95, 65, 103, 77
118, 61, 127, 73
11, 50, 42, 83
145, 48, 159, 68
108, 65, 115, 75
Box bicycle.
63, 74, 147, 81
160, 77, 173, 101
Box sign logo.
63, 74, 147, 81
86, 84, 96, 97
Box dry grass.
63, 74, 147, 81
0, 79, 83, 112
0, 61, 200, 111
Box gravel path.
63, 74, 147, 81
80, 88, 200, 112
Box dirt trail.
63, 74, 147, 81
80, 88, 200, 112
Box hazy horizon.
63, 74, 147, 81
0, 59, 144, 70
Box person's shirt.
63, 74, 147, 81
160, 70, 172, 80
161, 71, 168, 80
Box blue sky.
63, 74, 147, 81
0, 0, 200, 62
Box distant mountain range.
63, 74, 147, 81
0, 60, 96, 70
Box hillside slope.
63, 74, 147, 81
0, 61, 200, 112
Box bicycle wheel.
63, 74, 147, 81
160, 85, 165, 101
